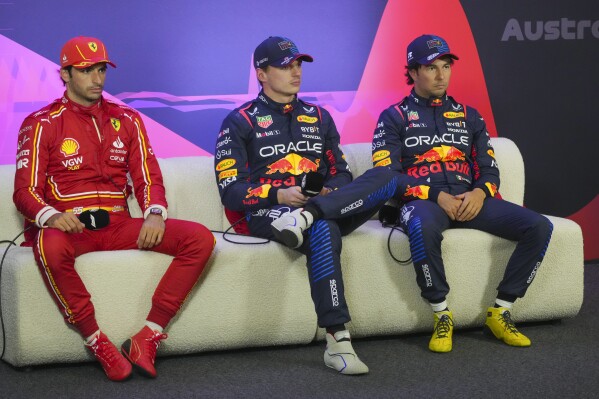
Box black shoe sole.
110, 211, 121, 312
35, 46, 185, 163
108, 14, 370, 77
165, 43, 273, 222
482, 324, 497, 339
272, 227, 301, 248
121, 339, 157, 379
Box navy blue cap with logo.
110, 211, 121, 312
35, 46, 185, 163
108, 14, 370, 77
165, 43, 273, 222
253, 36, 314, 69
406, 34, 459, 66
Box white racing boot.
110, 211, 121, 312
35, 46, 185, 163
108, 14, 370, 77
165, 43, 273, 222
324, 330, 369, 375
271, 208, 313, 248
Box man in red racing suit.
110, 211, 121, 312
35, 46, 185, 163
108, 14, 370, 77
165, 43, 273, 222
13, 36, 214, 381
372, 34, 553, 353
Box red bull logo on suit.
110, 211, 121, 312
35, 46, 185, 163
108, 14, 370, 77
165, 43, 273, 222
414, 145, 465, 164
245, 184, 272, 198
265, 154, 320, 175
404, 185, 430, 200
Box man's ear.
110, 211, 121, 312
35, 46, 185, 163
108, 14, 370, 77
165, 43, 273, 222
256, 68, 267, 84
408, 67, 418, 81
60, 68, 71, 83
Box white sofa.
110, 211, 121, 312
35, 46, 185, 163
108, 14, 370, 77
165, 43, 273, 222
0, 138, 584, 367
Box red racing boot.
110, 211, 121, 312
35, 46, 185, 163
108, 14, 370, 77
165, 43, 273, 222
121, 326, 168, 378
85, 331, 132, 381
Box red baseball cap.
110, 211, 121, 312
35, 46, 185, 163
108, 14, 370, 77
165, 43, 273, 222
60, 36, 116, 69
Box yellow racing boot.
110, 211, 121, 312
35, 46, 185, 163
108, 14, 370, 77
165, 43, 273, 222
429, 310, 454, 353
484, 307, 531, 347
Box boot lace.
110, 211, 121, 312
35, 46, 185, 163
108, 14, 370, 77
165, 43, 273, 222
143, 331, 168, 362
434, 314, 453, 338
499, 310, 520, 335
89, 339, 119, 367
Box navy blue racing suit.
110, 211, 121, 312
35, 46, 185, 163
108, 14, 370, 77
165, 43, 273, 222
372, 89, 553, 303
215, 91, 398, 327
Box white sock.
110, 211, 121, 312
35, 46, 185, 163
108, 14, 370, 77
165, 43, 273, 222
85, 330, 100, 344
431, 300, 448, 313
495, 299, 513, 309
145, 321, 164, 333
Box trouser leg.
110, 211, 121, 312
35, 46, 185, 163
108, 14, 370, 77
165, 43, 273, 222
248, 207, 350, 328
309, 167, 399, 225
458, 198, 553, 297
399, 201, 451, 303
33, 228, 100, 337
107, 216, 215, 328
299, 219, 350, 327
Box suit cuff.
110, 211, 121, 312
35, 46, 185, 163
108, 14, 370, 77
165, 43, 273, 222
267, 187, 280, 205
144, 205, 168, 221
428, 187, 441, 203
37, 207, 61, 228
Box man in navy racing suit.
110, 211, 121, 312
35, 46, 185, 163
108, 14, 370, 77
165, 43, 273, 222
215, 36, 398, 375
371, 34, 553, 353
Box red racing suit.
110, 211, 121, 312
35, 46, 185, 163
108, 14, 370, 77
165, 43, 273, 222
14, 93, 167, 242
13, 93, 214, 337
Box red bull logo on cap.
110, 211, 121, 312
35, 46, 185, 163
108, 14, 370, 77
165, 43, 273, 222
278, 40, 293, 50
427, 39, 443, 49
265, 154, 320, 175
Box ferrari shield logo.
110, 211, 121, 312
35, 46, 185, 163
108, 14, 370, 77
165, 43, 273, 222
111, 118, 121, 132
88, 42, 98, 52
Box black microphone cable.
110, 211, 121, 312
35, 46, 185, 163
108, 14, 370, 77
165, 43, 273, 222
212, 215, 270, 245
382, 223, 412, 264
379, 203, 412, 264
0, 226, 31, 360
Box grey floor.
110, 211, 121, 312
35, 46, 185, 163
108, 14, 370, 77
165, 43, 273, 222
1, 264, 598, 399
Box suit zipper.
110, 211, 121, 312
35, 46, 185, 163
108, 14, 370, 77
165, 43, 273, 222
91, 116, 105, 201
91, 116, 103, 142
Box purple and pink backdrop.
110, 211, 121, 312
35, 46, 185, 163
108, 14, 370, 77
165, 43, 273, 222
1, 0, 597, 260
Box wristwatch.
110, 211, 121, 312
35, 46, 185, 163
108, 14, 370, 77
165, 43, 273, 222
149, 207, 163, 216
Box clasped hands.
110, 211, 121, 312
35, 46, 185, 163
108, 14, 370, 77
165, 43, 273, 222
437, 188, 486, 222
